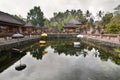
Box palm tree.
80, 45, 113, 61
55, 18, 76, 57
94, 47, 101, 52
97, 10, 104, 21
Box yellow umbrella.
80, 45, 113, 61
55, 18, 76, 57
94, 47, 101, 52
42, 51, 48, 55
39, 40, 46, 44
40, 44, 46, 47
41, 33, 48, 37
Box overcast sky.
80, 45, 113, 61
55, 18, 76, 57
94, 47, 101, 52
0, 0, 120, 19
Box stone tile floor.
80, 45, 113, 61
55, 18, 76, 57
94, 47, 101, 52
0, 36, 40, 45
83, 34, 120, 44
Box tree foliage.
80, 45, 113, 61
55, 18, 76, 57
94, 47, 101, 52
27, 6, 44, 26
110, 14, 120, 24
97, 10, 104, 21
85, 10, 91, 18
45, 9, 85, 32
105, 23, 120, 34
44, 18, 50, 27
104, 14, 120, 33
114, 4, 120, 15
102, 12, 113, 26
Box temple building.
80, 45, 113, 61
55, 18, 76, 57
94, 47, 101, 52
63, 18, 82, 33
0, 11, 24, 33
24, 22, 34, 33
35, 24, 41, 33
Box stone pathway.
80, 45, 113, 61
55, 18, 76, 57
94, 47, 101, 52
0, 36, 40, 45
0, 34, 120, 47
83, 34, 120, 45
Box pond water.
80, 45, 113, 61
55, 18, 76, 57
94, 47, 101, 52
0, 40, 120, 80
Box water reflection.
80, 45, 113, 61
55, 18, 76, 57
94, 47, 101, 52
0, 49, 26, 73
15, 63, 26, 71
50, 41, 83, 56
30, 43, 48, 60
50, 41, 97, 57
0, 40, 120, 80
49, 40, 120, 65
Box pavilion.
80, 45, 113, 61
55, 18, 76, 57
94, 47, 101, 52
24, 22, 34, 33
0, 11, 24, 33
35, 24, 41, 33
63, 18, 82, 33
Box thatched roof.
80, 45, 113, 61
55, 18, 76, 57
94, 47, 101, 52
66, 18, 82, 25
0, 11, 23, 25
64, 18, 82, 28
64, 24, 77, 28
36, 24, 41, 28
24, 22, 34, 27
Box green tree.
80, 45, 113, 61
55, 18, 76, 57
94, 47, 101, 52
102, 12, 113, 26
97, 10, 104, 21
44, 18, 50, 27
85, 10, 93, 26
103, 5, 120, 34
49, 9, 84, 32
105, 23, 120, 34
110, 14, 120, 24
85, 10, 91, 18
90, 17, 94, 27
114, 4, 120, 15
27, 6, 44, 26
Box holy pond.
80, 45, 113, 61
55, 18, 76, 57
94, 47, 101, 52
0, 40, 120, 80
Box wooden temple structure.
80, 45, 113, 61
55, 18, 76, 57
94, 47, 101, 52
35, 24, 41, 33
40, 27, 49, 33
51, 26, 59, 33
0, 11, 24, 33
63, 18, 82, 33
24, 22, 34, 33
0, 11, 59, 37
